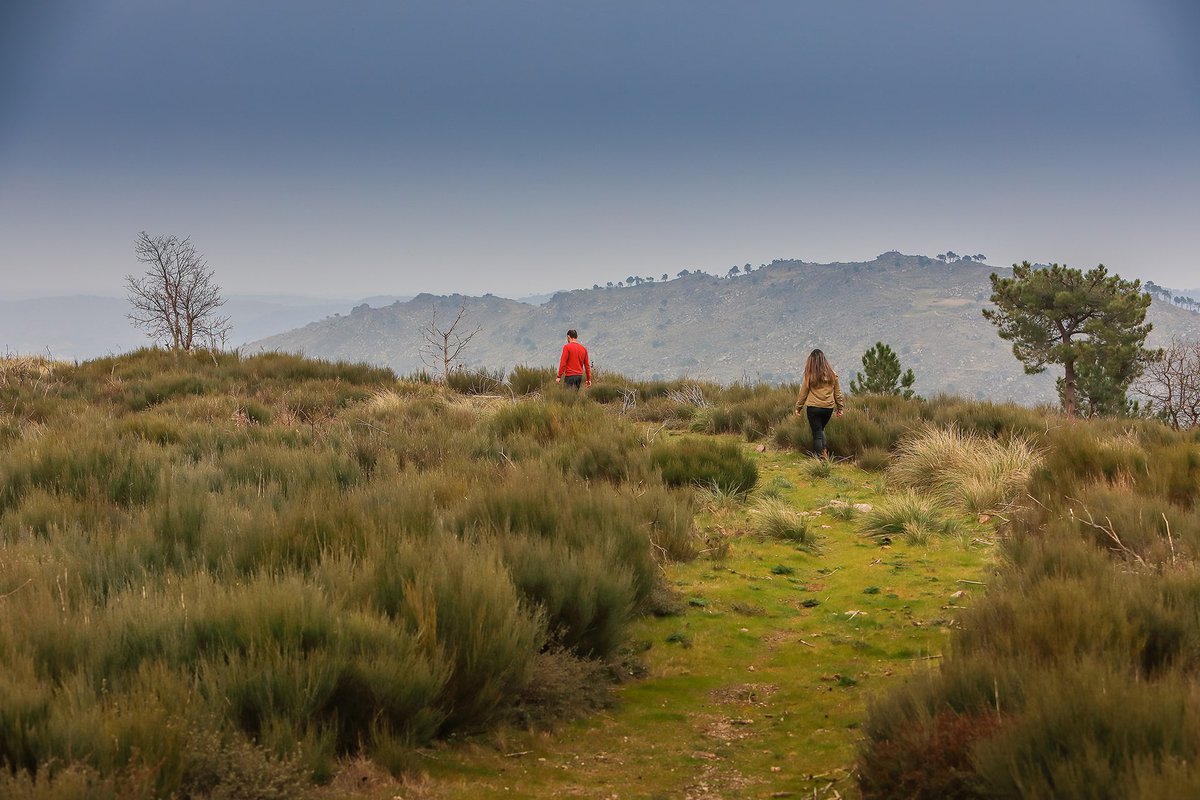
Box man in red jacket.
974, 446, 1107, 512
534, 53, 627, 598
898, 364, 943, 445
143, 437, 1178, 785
555, 329, 591, 389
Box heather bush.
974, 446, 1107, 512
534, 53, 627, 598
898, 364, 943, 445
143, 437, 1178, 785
509, 364, 555, 395
650, 436, 758, 494
860, 407, 1200, 798
0, 352, 701, 791
696, 391, 792, 441
490, 399, 559, 442
583, 380, 627, 404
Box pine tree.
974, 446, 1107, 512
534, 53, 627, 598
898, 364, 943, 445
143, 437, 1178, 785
849, 342, 916, 398
982, 261, 1153, 418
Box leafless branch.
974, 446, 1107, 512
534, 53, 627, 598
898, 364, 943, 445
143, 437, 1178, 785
1132, 337, 1200, 430
418, 303, 481, 382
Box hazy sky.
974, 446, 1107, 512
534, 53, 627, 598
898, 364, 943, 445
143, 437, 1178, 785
2, 0, 1197, 299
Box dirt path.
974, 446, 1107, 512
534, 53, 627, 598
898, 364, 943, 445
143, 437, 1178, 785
328, 453, 987, 800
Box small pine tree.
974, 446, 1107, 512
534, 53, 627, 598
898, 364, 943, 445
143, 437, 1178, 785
850, 342, 916, 398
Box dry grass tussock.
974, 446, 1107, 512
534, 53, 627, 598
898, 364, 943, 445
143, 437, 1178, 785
886, 424, 1042, 514
0, 354, 64, 385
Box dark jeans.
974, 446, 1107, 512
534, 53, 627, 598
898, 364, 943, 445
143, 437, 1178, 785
563, 374, 583, 389
806, 406, 834, 455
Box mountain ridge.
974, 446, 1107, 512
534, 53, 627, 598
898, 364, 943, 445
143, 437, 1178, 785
249, 253, 1200, 403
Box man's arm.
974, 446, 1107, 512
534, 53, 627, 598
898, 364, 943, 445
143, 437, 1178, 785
556, 345, 568, 380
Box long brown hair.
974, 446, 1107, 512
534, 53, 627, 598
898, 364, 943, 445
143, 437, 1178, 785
804, 349, 836, 387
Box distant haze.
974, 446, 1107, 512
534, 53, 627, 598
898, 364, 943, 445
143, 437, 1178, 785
1, 1, 1197, 300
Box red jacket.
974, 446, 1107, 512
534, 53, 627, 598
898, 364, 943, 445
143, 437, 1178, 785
558, 340, 591, 380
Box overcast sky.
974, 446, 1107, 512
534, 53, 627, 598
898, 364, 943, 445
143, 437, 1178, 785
2, 0, 1197, 300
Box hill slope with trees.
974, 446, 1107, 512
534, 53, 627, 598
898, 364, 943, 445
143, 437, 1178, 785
249, 253, 1200, 403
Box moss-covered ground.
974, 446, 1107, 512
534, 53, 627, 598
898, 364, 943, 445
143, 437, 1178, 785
390, 442, 994, 800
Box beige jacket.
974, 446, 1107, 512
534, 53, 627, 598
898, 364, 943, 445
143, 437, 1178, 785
794, 374, 845, 413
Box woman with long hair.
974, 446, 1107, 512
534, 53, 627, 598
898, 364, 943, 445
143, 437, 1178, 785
793, 349, 845, 457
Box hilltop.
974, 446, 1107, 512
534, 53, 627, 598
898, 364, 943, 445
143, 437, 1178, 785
250, 253, 1200, 403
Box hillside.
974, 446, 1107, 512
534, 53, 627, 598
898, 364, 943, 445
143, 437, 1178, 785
249, 253, 1200, 403
5, 352, 1198, 798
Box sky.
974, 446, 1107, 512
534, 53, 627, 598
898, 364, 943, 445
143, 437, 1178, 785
2, 0, 1198, 300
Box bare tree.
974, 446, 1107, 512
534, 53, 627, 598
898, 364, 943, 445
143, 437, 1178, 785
125, 232, 230, 352
419, 303, 480, 382
1133, 338, 1200, 429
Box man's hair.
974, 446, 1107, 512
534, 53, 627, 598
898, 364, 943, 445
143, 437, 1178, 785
566, 329, 578, 339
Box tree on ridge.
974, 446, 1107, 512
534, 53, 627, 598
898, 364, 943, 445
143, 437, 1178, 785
982, 261, 1153, 418
125, 231, 230, 352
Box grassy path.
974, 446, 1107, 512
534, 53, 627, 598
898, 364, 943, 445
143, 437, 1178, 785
385, 448, 993, 799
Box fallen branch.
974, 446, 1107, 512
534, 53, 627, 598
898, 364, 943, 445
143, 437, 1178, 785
0, 578, 32, 601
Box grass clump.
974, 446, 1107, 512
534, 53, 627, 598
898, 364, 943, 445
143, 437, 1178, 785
805, 454, 834, 479
756, 473, 795, 499
748, 498, 817, 550
887, 425, 1041, 515
859, 491, 961, 544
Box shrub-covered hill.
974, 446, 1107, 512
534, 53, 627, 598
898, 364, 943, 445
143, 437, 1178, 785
0, 350, 737, 797
3, 350, 1200, 799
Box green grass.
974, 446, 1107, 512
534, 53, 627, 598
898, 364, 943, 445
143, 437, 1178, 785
7, 351, 1198, 799
407, 449, 992, 799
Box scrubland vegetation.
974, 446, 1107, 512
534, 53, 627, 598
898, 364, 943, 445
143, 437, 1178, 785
2, 351, 1198, 798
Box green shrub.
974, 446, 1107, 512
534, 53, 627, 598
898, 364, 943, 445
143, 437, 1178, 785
556, 434, 640, 483
651, 437, 758, 495
509, 364, 555, 395
856, 446, 890, 472
585, 382, 627, 404
371, 537, 543, 732
490, 401, 558, 442
973, 665, 1200, 799
1144, 441, 1200, 508
926, 395, 1047, 439
0, 352, 713, 793
1031, 423, 1147, 502
499, 535, 635, 658
124, 373, 215, 411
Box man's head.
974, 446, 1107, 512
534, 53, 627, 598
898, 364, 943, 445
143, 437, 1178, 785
566, 329, 578, 340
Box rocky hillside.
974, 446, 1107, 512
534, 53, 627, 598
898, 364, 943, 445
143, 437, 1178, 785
249, 253, 1200, 403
